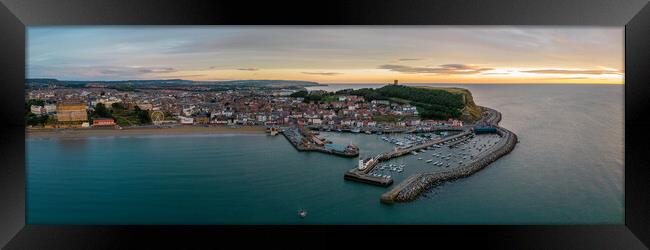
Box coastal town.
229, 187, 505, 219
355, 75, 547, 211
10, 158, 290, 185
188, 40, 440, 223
22, 26, 622, 227
25, 81, 465, 131
25, 80, 517, 204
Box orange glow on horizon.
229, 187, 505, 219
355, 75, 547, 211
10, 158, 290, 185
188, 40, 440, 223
157, 68, 624, 84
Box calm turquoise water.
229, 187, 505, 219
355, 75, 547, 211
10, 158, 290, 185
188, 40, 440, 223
27, 84, 624, 224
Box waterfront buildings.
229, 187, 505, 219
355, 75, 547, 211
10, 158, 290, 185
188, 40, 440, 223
26, 85, 464, 130
55, 103, 88, 122
30, 105, 44, 115
180, 117, 194, 125
92, 118, 116, 127
44, 104, 57, 113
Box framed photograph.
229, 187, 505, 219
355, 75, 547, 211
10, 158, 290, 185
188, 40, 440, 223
1, 0, 649, 248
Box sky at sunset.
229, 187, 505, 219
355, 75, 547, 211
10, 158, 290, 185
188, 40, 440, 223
27, 26, 624, 84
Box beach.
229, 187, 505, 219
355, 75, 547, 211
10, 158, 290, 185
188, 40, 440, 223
26, 125, 267, 139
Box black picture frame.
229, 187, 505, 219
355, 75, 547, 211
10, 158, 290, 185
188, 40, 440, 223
1, 0, 649, 248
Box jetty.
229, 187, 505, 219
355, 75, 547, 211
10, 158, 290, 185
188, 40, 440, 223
379, 107, 517, 203
280, 125, 359, 157
340, 106, 519, 203
406, 126, 465, 134
380, 126, 517, 203
344, 130, 474, 186
307, 125, 411, 134
308, 124, 465, 134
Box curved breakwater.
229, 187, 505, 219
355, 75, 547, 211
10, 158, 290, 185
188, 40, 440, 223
343, 131, 475, 186
380, 126, 518, 203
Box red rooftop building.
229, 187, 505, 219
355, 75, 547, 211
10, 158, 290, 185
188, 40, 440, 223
92, 118, 116, 127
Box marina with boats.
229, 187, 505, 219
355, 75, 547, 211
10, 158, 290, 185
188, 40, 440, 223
267, 105, 517, 204
380, 126, 518, 203
344, 107, 518, 203
343, 130, 475, 186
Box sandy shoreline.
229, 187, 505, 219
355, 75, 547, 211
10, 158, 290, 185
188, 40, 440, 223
26, 126, 267, 139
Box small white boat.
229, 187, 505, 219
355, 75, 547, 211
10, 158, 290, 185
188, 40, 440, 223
298, 209, 307, 218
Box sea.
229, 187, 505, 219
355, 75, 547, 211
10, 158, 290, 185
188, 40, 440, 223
27, 84, 624, 224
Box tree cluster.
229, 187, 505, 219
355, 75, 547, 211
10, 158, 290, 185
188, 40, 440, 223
92, 103, 151, 125
338, 85, 464, 119
291, 85, 467, 120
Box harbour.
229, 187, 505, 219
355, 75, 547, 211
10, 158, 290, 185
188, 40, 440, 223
344, 130, 474, 186
342, 106, 519, 203
26, 84, 624, 224
278, 125, 360, 157
380, 126, 518, 203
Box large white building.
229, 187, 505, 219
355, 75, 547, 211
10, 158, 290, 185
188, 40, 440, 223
44, 104, 57, 113
310, 118, 322, 125
30, 105, 44, 115
91, 97, 122, 107
180, 116, 194, 125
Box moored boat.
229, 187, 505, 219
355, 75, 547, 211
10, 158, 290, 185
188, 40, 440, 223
298, 209, 307, 218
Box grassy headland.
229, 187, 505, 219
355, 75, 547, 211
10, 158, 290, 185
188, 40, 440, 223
292, 85, 482, 122
414, 86, 483, 121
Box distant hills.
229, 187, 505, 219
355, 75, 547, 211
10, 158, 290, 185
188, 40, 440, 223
25, 78, 322, 89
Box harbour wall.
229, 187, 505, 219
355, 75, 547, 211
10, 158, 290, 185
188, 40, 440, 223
380, 126, 518, 203
281, 128, 359, 157
308, 125, 465, 134
344, 171, 394, 186
343, 131, 474, 186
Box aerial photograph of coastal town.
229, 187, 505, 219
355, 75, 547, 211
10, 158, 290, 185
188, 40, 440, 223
26, 27, 623, 224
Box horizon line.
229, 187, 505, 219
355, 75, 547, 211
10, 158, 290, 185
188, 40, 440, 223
26, 78, 624, 85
